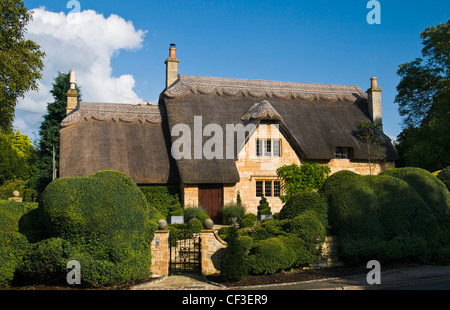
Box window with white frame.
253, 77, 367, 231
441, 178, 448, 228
256, 139, 281, 157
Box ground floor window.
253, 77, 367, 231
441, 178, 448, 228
256, 180, 281, 198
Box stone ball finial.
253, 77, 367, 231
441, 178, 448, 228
203, 219, 214, 230
157, 219, 168, 230
12, 190, 20, 197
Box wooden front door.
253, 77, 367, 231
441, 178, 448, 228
198, 184, 223, 223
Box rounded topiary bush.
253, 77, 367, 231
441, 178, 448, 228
381, 167, 450, 222
39, 170, 156, 287
320, 169, 449, 264
279, 191, 328, 227
246, 237, 296, 275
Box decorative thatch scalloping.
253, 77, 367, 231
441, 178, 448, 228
61, 102, 163, 128
164, 75, 368, 102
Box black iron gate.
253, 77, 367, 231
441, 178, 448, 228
169, 234, 201, 274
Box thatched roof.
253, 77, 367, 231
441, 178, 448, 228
59, 102, 178, 184
161, 75, 398, 184
60, 74, 398, 186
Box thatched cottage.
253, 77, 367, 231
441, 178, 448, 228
59, 44, 398, 222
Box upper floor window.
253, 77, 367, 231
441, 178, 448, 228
335, 147, 353, 159
256, 139, 281, 157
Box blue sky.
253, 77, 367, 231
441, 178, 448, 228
16, 0, 450, 142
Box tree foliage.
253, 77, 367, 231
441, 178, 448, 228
0, 0, 45, 130
356, 121, 386, 175
0, 130, 35, 183
276, 163, 331, 202
395, 19, 450, 171
30, 72, 81, 193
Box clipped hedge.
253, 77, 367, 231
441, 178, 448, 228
279, 191, 328, 228
320, 169, 450, 264
40, 170, 157, 287
0, 201, 41, 286
246, 237, 296, 275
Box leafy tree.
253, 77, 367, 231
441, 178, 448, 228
356, 121, 386, 175
0, 0, 45, 130
30, 72, 81, 193
276, 163, 331, 202
394, 19, 450, 171
0, 130, 35, 183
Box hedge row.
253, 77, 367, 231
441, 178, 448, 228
320, 167, 450, 264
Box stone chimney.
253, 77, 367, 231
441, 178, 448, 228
66, 70, 79, 114
366, 77, 383, 131
165, 43, 179, 88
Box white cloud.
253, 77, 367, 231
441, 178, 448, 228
14, 7, 146, 136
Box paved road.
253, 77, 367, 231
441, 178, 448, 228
386, 279, 450, 290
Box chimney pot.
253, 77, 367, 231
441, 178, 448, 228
70, 70, 76, 89
370, 77, 378, 89
169, 43, 176, 58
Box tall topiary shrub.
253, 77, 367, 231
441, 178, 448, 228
40, 170, 157, 287
257, 196, 272, 215
220, 226, 248, 281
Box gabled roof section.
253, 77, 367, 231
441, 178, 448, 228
164, 75, 368, 103
241, 100, 282, 121
59, 102, 178, 184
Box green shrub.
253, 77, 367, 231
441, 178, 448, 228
218, 226, 230, 241
381, 167, 450, 223
222, 203, 246, 224
40, 170, 156, 287
246, 237, 296, 275
167, 197, 183, 217
276, 163, 331, 202
220, 226, 248, 281
240, 213, 257, 228
320, 169, 449, 264
0, 179, 26, 200
279, 191, 328, 228
282, 211, 326, 255
18, 237, 71, 284
184, 206, 207, 222
139, 186, 181, 219
437, 166, 450, 191
319, 171, 382, 239
251, 219, 287, 241
187, 219, 203, 234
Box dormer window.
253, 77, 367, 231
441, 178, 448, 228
335, 147, 353, 159
256, 139, 281, 157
